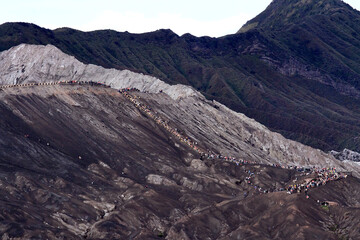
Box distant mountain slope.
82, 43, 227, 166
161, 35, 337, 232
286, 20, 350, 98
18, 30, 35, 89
239, 0, 356, 32
1, 0, 360, 153
239, 0, 360, 93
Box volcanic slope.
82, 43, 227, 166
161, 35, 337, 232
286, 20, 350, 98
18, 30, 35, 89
0, 84, 360, 240
1, 44, 359, 171
0, 44, 360, 239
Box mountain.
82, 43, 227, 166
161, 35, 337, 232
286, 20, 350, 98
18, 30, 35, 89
1, 44, 353, 169
2, 8, 360, 153
3, 1, 360, 238
239, 0, 357, 31
1, 43, 360, 239
240, 0, 360, 92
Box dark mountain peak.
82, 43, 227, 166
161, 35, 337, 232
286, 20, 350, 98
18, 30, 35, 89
53, 27, 81, 33
134, 28, 180, 44
0, 22, 51, 33
150, 28, 178, 37
238, 0, 356, 32
0, 22, 54, 51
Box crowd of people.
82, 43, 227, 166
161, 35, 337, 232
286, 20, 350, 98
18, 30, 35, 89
240, 166, 348, 197
286, 168, 347, 197
1, 81, 350, 197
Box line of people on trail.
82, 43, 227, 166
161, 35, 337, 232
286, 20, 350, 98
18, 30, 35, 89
286, 168, 347, 198
201, 152, 256, 166
243, 170, 271, 195
119, 89, 204, 154
119, 88, 140, 93
0, 80, 111, 89
199, 154, 347, 197
241, 166, 347, 198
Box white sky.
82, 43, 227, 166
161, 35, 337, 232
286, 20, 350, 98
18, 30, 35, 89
1, 0, 360, 37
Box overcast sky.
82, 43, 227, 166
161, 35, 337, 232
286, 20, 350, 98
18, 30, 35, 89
2, 0, 360, 37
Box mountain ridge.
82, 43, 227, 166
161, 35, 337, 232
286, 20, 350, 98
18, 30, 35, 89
1, 0, 360, 153
2, 43, 359, 173
239, 0, 356, 32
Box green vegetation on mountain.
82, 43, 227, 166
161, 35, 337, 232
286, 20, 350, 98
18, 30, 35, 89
1, 0, 360, 152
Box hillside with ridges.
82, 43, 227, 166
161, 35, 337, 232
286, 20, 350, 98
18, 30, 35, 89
239, 0, 357, 32
239, 0, 360, 90
1, 0, 360, 152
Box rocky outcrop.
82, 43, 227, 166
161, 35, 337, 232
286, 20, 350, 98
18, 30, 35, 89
330, 149, 360, 162
146, 174, 177, 186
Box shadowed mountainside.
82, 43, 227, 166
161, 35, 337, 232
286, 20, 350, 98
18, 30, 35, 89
2, 0, 360, 153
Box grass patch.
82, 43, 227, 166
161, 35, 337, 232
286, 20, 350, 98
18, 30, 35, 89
321, 205, 329, 212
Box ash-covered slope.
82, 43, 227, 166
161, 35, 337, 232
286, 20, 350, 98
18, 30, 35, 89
1, 84, 360, 240
0, 44, 198, 100
0, 44, 360, 239
0, 43, 357, 172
